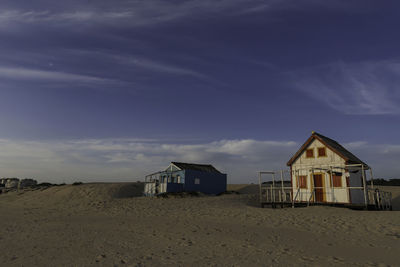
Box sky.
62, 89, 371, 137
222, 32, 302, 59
1, 0, 400, 183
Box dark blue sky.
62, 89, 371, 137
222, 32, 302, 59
1, 0, 400, 182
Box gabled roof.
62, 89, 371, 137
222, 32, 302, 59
171, 162, 222, 173
287, 131, 368, 168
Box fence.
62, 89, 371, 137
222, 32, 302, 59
258, 166, 392, 210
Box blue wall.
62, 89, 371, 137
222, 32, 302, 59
166, 183, 184, 193
182, 170, 227, 195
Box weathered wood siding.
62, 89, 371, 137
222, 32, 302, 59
291, 139, 350, 203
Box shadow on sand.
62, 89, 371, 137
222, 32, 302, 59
391, 195, 400, 211
112, 183, 145, 199
236, 184, 400, 211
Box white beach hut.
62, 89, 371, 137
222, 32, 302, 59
259, 131, 392, 210
286, 131, 368, 204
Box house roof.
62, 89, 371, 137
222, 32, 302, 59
286, 131, 369, 168
171, 162, 222, 173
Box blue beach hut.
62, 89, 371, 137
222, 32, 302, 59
144, 162, 227, 196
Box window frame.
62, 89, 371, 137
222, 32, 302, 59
306, 148, 314, 158
332, 175, 342, 188
317, 147, 327, 157
298, 175, 307, 189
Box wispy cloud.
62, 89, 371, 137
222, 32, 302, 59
237, 4, 272, 15
0, 1, 267, 28
0, 66, 114, 84
0, 0, 376, 29
0, 48, 213, 93
286, 60, 400, 115
127, 57, 208, 79
0, 0, 354, 29
62, 49, 212, 80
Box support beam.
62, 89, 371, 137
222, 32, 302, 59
362, 165, 368, 208
258, 172, 262, 205
280, 170, 284, 203
369, 168, 374, 189
330, 166, 334, 203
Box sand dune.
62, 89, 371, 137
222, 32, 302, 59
0, 183, 399, 266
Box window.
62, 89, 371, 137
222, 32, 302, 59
167, 176, 171, 183
318, 147, 326, 157
332, 175, 342, 187
306, 149, 314, 158
177, 175, 185, 184
298, 176, 307, 188
194, 178, 200, 185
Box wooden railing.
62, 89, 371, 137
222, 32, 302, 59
367, 188, 392, 210
259, 184, 293, 207
259, 184, 393, 210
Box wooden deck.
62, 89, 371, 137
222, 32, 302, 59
259, 185, 393, 211
260, 200, 392, 210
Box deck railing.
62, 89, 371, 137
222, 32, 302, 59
259, 185, 293, 204
367, 188, 392, 210
259, 183, 392, 210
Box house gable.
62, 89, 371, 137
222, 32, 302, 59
289, 138, 346, 167
287, 132, 368, 168
165, 163, 182, 172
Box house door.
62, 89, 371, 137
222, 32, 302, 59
313, 174, 324, 202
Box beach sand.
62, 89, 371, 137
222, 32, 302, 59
0, 183, 399, 266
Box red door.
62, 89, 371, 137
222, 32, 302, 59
313, 174, 324, 202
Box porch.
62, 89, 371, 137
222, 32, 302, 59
144, 169, 185, 196
258, 165, 393, 210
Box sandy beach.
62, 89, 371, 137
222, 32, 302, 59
0, 183, 399, 266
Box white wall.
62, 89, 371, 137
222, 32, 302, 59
291, 139, 350, 203
144, 182, 156, 195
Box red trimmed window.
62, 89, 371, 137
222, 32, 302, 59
318, 147, 326, 157
298, 176, 307, 188
332, 175, 342, 187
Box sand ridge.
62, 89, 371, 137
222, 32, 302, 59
0, 183, 399, 266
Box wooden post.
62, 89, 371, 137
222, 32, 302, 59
272, 172, 276, 204
258, 172, 262, 205
270, 184, 273, 204
362, 165, 368, 208
369, 168, 374, 189
330, 166, 334, 203
280, 170, 284, 203
310, 168, 315, 205
296, 169, 299, 205
296, 169, 299, 188
292, 168, 297, 208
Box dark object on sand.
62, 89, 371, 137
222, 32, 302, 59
217, 190, 240, 196
36, 182, 54, 187
156, 191, 204, 198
